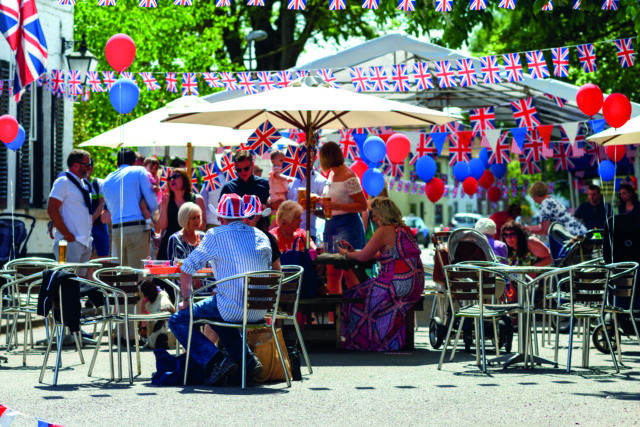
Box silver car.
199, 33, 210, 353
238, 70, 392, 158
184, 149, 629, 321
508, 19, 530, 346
451, 213, 482, 230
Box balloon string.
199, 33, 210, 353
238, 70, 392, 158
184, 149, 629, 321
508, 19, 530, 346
119, 112, 124, 265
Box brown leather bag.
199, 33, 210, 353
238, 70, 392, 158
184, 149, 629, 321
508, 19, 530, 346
247, 328, 292, 382
432, 246, 450, 285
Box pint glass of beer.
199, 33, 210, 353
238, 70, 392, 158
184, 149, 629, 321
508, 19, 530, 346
58, 239, 68, 264
297, 188, 306, 205
322, 196, 332, 219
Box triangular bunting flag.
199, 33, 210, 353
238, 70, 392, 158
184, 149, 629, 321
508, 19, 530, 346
510, 127, 528, 153
430, 132, 448, 156
536, 124, 554, 148
561, 122, 581, 145
589, 119, 607, 134
484, 129, 501, 151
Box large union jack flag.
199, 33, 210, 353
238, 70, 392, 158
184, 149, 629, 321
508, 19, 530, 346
199, 162, 223, 191
67, 69, 82, 96
553, 143, 575, 171
218, 151, 237, 181
362, 0, 379, 9
219, 72, 239, 91
502, 53, 524, 82
434, 60, 457, 88
86, 71, 104, 92
435, 0, 452, 11
412, 62, 434, 90
551, 47, 569, 77
470, 107, 495, 135
511, 97, 541, 128
282, 145, 307, 180
329, 0, 345, 9
287, 0, 305, 9
203, 72, 224, 88
338, 129, 359, 161
165, 72, 177, 93
525, 50, 550, 79
140, 72, 160, 90
237, 72, 257, 95
2, 0, 48, 102
317, 69, 340, 88
469, 0, 486, 10
499, 0, 516, 8
488, 132, 511, 164
614, 38, 635, 68
274, 70, 293, 88
247, 120, 281, 156
397, 0, 414, 11
102, 71, 116, 90
390, 64, 412, 92
368, 66, 390, 92
577, 44, 597, 73
349, 67, 371, 92
601, 0, 618, 9
456, 58, 478, 87
181, 72, 198, 96
480, 55, 501, 84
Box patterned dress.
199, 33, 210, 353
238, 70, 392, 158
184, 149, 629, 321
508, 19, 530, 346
341, 226, 425, 351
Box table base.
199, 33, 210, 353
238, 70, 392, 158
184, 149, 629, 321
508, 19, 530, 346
489, 352, 558, 369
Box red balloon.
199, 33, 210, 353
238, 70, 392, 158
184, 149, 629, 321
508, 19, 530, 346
606, 145, 625, 163
487, 186, 501, 203
105, 34, 136, 73
386, 133, 410, 164
0, 114, 19, 143
425, 178, 445, 203
576, 84, 603, 117
463, 177, 479, 196
350, 159, 368, 180
478, 170, 495, 189
603, 93, 632, 129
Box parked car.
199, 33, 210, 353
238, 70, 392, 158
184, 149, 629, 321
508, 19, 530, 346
403, 215, 429, 247
450, 213, 482, 230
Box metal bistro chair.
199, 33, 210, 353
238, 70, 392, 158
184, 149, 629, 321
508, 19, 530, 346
184, 270, 287, 389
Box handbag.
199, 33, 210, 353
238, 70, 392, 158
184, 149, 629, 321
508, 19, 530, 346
279, 236, 318, 298
246, 327, 292, 382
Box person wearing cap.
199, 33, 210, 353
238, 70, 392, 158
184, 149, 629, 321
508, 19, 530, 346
242, 195, 281, 271
168, 193, 271, 386
474, 218, 508, 260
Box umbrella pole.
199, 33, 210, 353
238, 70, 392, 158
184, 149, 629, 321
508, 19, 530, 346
305, 118, 313, 251
187, 142, 193, 178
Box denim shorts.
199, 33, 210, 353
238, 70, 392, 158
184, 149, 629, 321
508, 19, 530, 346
92, 224, 110, 257
324, 212, 366, 250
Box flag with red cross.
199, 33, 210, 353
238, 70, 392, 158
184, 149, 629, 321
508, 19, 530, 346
499, 0, 516, 8
247, 120, 281, 156
448, 131, 472, 166
511, 97, 541, 128
576, 44, 597, 73
203, 72, 224, 88
412, 62, 434, 90
480, 55, 502, 84
390, 64, 412, 92
87, 71, 104, 92
349, 67, 371, 92
397, 0, 414, 11
525, 50, 550, 79
368, 66, 390, 91
102, 71, 116, 91
502, 53, 523, 82
67, 69, 82, 96
433, 60, 457, 88
614, 38, 634, 68
181, 73, 198, 96
219, 72, 239, 91
282, 145, 307, 180
159, 166, 171, 190
140, 72, 160, 90
329, 0, 346, 9
165, 72, 177, 93
470, 107, 495, 135
218, 151, 237, 181
553, 143, 575, 171
237, 72, 257, 95
456, 58, 478, 87
199, 162, 222, 191
339, 129, 359, 161
317, 69, 340, 88
488, 132, 511, 164
274, 70, 293, 88
551, 47, 569, 77
584, 141, 605, 167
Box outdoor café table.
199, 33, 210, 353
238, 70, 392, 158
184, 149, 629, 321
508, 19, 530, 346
312, 252, 376, 283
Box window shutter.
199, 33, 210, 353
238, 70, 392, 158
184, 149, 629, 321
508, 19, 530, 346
0, 61, 9, 209
16, 87, 31, 209
53, 95, 64, 178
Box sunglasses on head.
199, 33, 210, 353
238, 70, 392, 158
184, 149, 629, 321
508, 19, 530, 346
235, 165, 252, 173
503, 231, 517, 238
168, 174, 181, 181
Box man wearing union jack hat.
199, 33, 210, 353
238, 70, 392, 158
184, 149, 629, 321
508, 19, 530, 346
242, 194, 282, 271
169, 193, 271, 386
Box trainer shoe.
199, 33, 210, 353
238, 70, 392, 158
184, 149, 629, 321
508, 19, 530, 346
204, 356, 238, 386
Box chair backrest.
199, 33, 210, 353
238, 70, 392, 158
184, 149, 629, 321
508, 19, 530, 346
245, 272, 284, 311
94, 267, 142, 305
606, 262, 639, 310
444, 265, 501, 305
12, 262, 56, 292
278, 265, 304, 315
569, 267, 610, 306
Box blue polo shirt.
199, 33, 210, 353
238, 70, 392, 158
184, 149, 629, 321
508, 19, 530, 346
220, 175, 270, 205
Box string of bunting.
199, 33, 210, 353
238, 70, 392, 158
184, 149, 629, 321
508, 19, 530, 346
0, 403, 63, 427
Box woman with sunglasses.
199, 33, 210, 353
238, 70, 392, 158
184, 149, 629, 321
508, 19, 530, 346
157, 168, 207, 260
501, 220, 551, 267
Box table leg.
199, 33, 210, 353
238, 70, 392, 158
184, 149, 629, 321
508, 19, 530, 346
334, 303, 341, 350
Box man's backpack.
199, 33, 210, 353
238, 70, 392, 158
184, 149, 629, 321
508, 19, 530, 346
279, 236, 318, 298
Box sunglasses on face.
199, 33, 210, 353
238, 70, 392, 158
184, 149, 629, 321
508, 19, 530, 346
503, 232, 517, 238
168, 175, 181, 181
77, 161, 92, 167
235, 165, 252, 173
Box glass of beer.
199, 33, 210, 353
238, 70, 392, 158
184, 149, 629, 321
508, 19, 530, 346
322, 196, 332, 219
297, 187, 306, 205
58, 239, 68, 264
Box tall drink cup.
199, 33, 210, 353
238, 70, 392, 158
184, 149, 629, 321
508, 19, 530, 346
58, 239, 68, 264
297, 188, 307, 206
322, 196, 332, 219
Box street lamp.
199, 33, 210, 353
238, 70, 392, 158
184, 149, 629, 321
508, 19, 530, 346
63, 33, 98, 84
245, 30, 267, 71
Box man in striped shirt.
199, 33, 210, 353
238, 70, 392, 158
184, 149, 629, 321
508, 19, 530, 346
169, 194, 271, 386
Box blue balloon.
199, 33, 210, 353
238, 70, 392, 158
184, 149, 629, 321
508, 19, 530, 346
415, 155, 436, 182
363, 136, 386, 164
479, 148, 490, 169
110, 79, 140, 114
598, 160, 616, 182
490, 163, 507, 179
362, 168, 385, 196
468, 158, 485, 180
6, 125, 25, 151
452, 161, 470, 182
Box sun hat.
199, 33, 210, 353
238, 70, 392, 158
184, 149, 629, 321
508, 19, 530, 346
217, 193, 251, 219
242, 194, 271, 218
475, 218, 497, 236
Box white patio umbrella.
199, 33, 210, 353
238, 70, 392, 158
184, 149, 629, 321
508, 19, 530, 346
587, 114, 640, 146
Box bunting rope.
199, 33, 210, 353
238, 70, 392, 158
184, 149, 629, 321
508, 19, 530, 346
0, 403, 63, 427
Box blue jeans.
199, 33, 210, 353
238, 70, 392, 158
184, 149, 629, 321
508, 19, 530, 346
324, 212, 366, 250
168, 295, 249, 369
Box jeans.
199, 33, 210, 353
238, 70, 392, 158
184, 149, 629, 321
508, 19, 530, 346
324, 212, 366, 250
168, 295, 250, 369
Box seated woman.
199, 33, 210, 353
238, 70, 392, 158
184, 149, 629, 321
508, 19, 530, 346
475, 217, 508, 260
166, 202, 205, 263
337, 197, 424, 351
501, 220, 552, 267
270, 200, 316, 252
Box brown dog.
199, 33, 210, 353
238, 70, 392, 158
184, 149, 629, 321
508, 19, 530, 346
138, 278, 176, 349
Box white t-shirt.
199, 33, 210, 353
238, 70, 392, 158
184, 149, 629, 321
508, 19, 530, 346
49, 172, 93, 247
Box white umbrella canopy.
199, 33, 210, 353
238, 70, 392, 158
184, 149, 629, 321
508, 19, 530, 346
587, 115, 640, 146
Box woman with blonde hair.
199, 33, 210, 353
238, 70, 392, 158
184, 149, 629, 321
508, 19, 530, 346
166, 202, 205, 262
337, 197, 424, 351
270, 200, 316, 252
526, 181, 586, 238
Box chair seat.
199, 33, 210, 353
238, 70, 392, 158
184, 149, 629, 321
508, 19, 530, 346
540, 304, 600, 318
457, 305, 514, 318
195, 319, 268, 329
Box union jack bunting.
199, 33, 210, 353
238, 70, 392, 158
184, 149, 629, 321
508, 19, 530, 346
339, 129, 359, 161
82, 86, 90, 101
397, 0, 414, 11
282, 145, 307, 180
182, 73, 198, 96
576, 44, 597, 73
317, 69, 340, 88
140, 72, 160, 90
502, 53, 524, 82
219, 72, 239, 91
247, 0, 264, 5
433, 61, 457, 88
218, 152, 237, 181
480, 55, 501, 84
287, 0, 306, 9
469, 0, 486, 10
414, 132, 437, 160
542, 92, 567, 107
520, 159, 541, 175
139, 0, 157, 7
199, 162, 222, 191
382, 157, 404, 179
247, 120, 281, 156
102, 71, 116, 90
542, 0, 553, 10
67, 70, 82, 96
498, 0, 516, 8
448, 133, 472, 166
601, 0, 617, 9
216, 0, 230, 6
274, 70, 293, 88
295, 70, 309, 79
525, 50, 550, 79
551, 47, 569, 77
120, 71, 134, 80
412, 62, 434, 90
390, 64, 412, 92
470, 107, 495, 135
86, 71, 104, 92
165, 72, 177, 92
456, 58, 478, 87
435, 0, 452, 11
203, 72, 224, 88
362, 0, 379, 9
488, 132, 510, 164
524, 130, 543, 162
511, 97, 540, 128
349, 67, 371, 92
174, 0, 193, 5
50, 69, 64, 94
159, 167, 171, 190
237, 72, 257, 95
256, 71, 277, 91
368, 66, 391, 91
97, 0, 116, 6
573, 0, 580, 8
614, 38, 635, 68
58, 0, 75, 5
329, 0, 345, 9
585, 141, 605, 166
553, 143, 575, 171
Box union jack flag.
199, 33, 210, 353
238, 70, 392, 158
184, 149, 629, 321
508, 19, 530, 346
469, 0, 486, 10
237, 72, 257, 95
255, 71, 276, 91
520, 159, 541, 175
339, 129, 359, 161
470, 107, 495, 135
488, 132, 510, 164
139, 72, 160, 90
87, 71, 104, 92
67, 70, 82, 96
480, 55, 501, 84
159, 167, 171, 190
2, 0, 48, 102
349, 67, 371, 92
435, 0, 452, 11
329, 0, 345, 9
295, 70, 309, 80
218, 151, 237, 181
203, 72, 224, 88
502, 53, 524, 82
58, 0, 75, 6
282, 145, 307, 180
247, 120, 281, 156
274, 70, 293, 88
551, 47, 569, 77
525, 50, 550, 79
553, 143, 575, 171
120, 71, 134, 80
433, 61, 457, 88
573, 0, 580, 8
368, 66, 390, 91
317, 69, 340, 88
216, 0, 230, 6
614, 38, 634, 68
499, 0, 515, 8
82, 85, 90, 102
412, 62, 434, 90
102, 71, 116, 90
174, 0, 192, 5
219, 72, 239, 91
50, 69, 64, 94
456, 58, 478, 87
189, 169, 199, 193
362, 0, 379, 9
397, 0, 414, 11
542, 0, 553, 10
390, 64, 412, 92
542, 92, 567, 107
576, 44, 597, 73
524, 130, 543, 162
601, 0, 617, 9
382, 157, 404, 179
165, 72, 177, 92
448, 132, 472, 166
182, 72, 198, 96
584, 141, 605, 167
414, 132, 437, 161
287, 0, 306, 9
199, 162, 222, 191
139, 0, 156, 7
97, 0, 116, 6
511, 97, 540, 128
